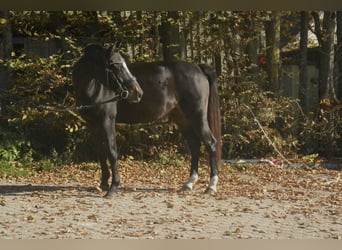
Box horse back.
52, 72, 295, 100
116, 61, 210, 124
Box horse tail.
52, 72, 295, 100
198, 64, 222, 164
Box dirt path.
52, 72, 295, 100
0, 161, 341, 239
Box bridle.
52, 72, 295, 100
105, 60, 137, 100
75, 60, 137, 111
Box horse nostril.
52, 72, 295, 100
135, 85, 143, 99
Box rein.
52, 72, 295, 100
74, 93, 124, 111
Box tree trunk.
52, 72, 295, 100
160, 11, 181, 61
0, 10, 13, 117
312, 11, 338, 158
179, 11, 186, 60
1, 11, 13, 59
337, 11, 342, 101
84, 11, 101, 38
299, 11, 309, 114
264, 11, 281, 93
152, 11, 161, 59
195, 11, 203, 62
209, 12, 222, 76
245, 14, 260, 77
47, 11, 68, 53
319, 11, 337, 101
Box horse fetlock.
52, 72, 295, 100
183, 173, 199, 191
205, 175, 218, 194
181, 183, 193, 192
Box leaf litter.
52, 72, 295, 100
0, 159, 341, 239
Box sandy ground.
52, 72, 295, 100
0, 161, 341, 239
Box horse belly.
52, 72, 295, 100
116, 98, 175, 124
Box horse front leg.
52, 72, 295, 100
98, 141, 110, 191
92, 125, 110, 191
102, 117, 120, 198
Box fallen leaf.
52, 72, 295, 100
87, 214, 98, 221
165, 200, 174, 208
25, 215, 35, 221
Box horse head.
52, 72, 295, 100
104, 42, 143, 103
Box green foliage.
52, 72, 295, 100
0, 127, 33, 162
301, 153, 319, 164
0, 126, 33, 177
154, 146, 186, 168
34, 158, 58, 172
1, 37, 88, 163
0, 161, 30, 177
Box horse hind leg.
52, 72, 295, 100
190, 117, 219, 194
181, 129, 201, 191
202, 124, 219, 194
182, 126, 219, 194
181, 120, 219, 194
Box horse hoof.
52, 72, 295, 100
204, 187, 216, 195
104, 190, 116, 198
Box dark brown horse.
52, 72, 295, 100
73, 43, 221, 197
72, 43, 143, 197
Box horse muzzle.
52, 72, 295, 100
127, 81, 143, 103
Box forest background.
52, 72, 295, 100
0, 11, 341, 173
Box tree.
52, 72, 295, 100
245, 12, 260, 76
159, 11, 182, 61
0, 10, 13, 117
337, 11, 342, 101
322, 11, 337, 101
299, 11, 309, 114
46, 11, 68, 52
264, 11, 281, 93
312, 11, 338, 101
310, 11, 340, 157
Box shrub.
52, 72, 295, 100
219, 75, 300, 159
1, 48, 86, 162
300, 99, 342, 158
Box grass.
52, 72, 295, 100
0, 158, 61, 178
0, 160, 31, 177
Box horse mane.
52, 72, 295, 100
83, 43, 102, 57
